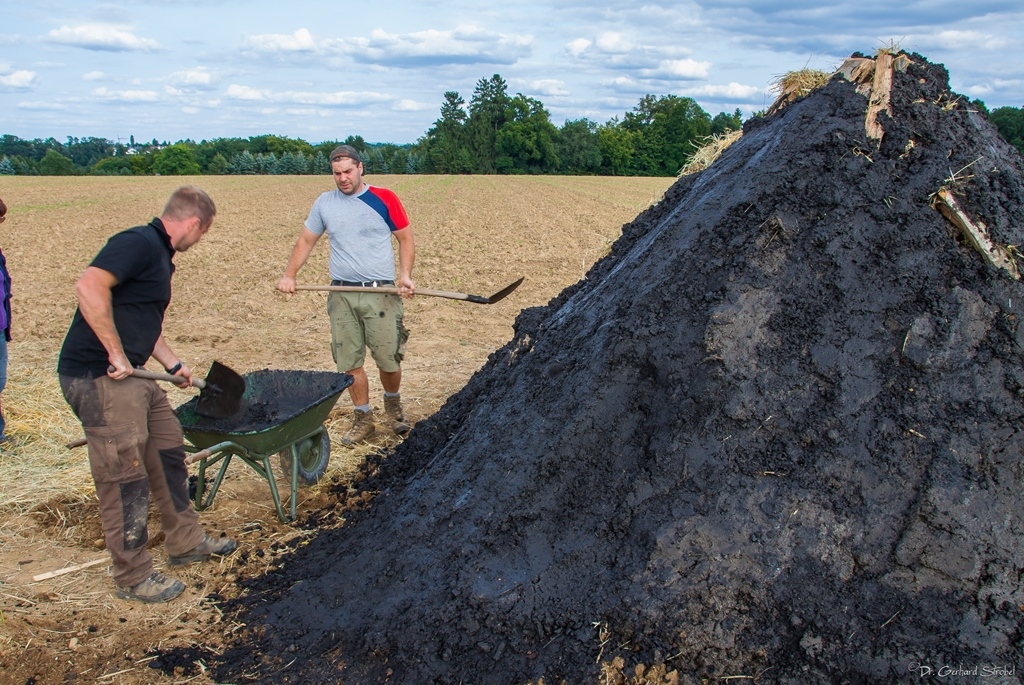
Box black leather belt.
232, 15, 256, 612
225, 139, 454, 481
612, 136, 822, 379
331, 279, 394, 287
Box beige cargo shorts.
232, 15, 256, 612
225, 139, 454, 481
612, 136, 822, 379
327, 291, 409, 373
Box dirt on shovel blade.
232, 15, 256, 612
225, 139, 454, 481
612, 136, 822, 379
187, 52, 1024, 684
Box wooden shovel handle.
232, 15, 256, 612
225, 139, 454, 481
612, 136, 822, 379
109, 366, 207, 389
294, 284, 486, 303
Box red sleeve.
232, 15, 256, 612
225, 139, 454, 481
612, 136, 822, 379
368, 187, 410, 231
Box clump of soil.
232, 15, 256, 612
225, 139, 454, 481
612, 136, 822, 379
202, 53, 1024, 683
32, 496, 104, 549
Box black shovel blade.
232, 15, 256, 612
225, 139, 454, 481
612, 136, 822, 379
487, 277, 524, 304
195, 360, 246, 418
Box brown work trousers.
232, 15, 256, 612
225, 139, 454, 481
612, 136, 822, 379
60, 374, 206, 588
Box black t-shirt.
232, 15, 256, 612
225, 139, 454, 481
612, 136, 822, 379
57, 219, 176, 377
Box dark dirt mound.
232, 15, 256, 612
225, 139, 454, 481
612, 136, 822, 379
202, 53, 1024, 683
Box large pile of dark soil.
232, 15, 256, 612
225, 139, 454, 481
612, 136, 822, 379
205, 53, 1024, 683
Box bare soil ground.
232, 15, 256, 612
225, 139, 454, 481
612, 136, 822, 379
0, 174, 672, 685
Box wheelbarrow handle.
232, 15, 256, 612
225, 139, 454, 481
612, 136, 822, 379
185, 448, 214, 466
67, 439, 214, 465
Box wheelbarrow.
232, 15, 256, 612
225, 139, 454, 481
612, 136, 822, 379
176, 369, 353, 522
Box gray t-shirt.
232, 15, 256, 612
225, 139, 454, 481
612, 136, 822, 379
304, 185, 410, 282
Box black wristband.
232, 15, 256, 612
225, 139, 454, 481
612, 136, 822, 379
166, 361, 183, 375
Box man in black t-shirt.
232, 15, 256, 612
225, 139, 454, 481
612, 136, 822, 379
58, 186, 236, 604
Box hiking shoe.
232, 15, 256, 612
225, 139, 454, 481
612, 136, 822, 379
168, 534, 238, 565
341, 409, 376, 447
115, 571, 185, 604
384, 395, 411, 436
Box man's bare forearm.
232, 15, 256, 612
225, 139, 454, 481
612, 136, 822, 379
278, 229, 320, 292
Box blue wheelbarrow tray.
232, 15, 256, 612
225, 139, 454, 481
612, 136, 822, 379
176, 369, 353, 522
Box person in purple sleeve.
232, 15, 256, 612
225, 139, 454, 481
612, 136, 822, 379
0, 197, 10, 444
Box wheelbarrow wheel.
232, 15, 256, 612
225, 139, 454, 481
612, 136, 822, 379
279, 428, 331, 485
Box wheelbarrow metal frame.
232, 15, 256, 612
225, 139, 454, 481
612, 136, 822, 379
184, 424, 328, 522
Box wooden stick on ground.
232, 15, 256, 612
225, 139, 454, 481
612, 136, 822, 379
32, 558, 107, 582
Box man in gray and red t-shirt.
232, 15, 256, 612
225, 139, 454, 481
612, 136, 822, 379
277, 145, 416, 446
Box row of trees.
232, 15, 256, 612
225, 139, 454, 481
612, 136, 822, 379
0, 75, 743, 178
417, 75, 742, 176
3, 76, 1023, 177
0, 133, 383, 177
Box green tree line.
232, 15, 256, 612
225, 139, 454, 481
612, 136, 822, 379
2, 75, 1021, 178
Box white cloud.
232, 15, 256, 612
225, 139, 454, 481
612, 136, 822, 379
282, 90, 390, 106
48, 24, 160, 52
392, 99, 432, 111
605, 75, 646, 94
225, 84, 391, 107
566, 38, 591, 57
677, 82, 763, 99
242, 28, 319, 54
16, 100, 69, 111
182, 107, 199, 114
646, 58, 712, 79
595, 32, 633, 53
353, 25, 533, 67
962, 77, 1024, 98
83, 71, 106, 81
240, 25, 532, 68
529, 79, 570, 96
918, 29, 1009, 51
169, 67, 215, 88
226, 84, 266, 101
92, 86, 160, 102
0, 70, 38, 89
284, 107, 322, 116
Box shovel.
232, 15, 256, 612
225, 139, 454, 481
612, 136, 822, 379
294, 277, 524, 305
66, 361, 247, 449
126, 361, 246, 419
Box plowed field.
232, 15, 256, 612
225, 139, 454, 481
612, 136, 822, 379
0, 174, 672, 685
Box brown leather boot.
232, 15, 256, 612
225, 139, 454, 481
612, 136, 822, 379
384, 395, 411, 436
168, 534, 238, 565
341, 409, 376, 447
115, 571, 185, 604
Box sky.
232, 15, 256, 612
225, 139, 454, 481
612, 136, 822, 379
2, 0, 1023, 145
